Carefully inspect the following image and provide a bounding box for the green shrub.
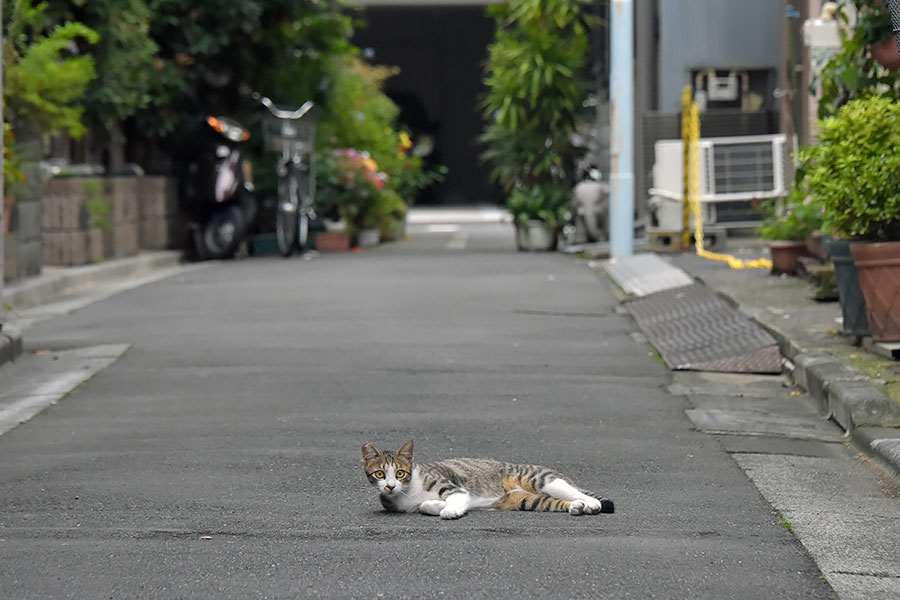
[801,96,900,241]
[3,0,98,138]
[507,184,570,229]
[816,0,900,118]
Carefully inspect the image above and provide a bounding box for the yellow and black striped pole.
[680,85,772,270]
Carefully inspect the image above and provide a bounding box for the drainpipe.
[609,0,634,257]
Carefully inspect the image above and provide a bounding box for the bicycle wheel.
[296,171,311,252]
[275,177,298,257]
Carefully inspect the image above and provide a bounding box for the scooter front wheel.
[202,205,244,259]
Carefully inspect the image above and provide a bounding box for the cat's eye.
[396,470,407,478]
[373,470,385,479]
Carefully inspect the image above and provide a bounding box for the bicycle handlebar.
[256,95,315,120]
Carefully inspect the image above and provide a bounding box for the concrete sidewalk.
[0,251,183,366]
[628,247,900,480]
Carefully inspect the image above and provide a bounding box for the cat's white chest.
[380,467,440,513]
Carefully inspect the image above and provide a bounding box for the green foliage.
[316,56,403,185]
[313,55,442,233]
[3,125,26,194]
[132,1,352,141]
[757,184,824,242]
[480,0,592,226]
[507,183,570,228]
[83,179,113,233]
[816,0,900,118]
[2,0,98,138]
[801,96,900,241]
[48,0,159,135]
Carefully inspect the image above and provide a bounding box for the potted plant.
[315,148,387,249]
[479,0,591,251]
[802,96,900,341]
[508,184,570,251]
[757,183,824,276]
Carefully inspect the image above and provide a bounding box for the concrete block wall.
[3,145,44,281]
[138,177,182,250]
[38,176,182,269]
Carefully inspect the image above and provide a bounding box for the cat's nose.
[385,484,395,491]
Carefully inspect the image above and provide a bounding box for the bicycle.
[257,94,317,256]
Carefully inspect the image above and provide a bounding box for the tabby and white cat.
[362,440,614,520]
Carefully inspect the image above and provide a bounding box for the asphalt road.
[0,221,836,599]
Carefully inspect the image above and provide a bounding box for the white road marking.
[446,232,469,250]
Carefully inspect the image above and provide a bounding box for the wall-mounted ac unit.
[648,133,789,230]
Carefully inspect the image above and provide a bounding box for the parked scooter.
[185,114,256,260]
[567,96,609,244]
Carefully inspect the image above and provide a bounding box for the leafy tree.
[132,0,353,141]
[816,0,900,118]
[2,0,98,138]
[47,0,158,136]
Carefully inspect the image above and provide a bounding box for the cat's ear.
[397,440,414,461]
[362,443,380,463]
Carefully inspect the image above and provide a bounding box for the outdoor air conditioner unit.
[648,133,790,231]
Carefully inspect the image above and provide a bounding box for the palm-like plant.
[480,0,593,235]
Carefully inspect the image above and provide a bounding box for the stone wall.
[39,176,182,268]
[2,141,44,282]
[3,174,183,281]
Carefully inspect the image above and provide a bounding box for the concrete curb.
[4,251,182,312]
[710,287,900,479]
[852,427,900,479]
[714,290,900,434]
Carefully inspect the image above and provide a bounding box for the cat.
[362,440,614,520]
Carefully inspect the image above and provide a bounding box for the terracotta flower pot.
[850,241,900,342]
[768,240,806,275]
[315,231,350,252]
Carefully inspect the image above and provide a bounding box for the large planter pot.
[827,240,870,338]
[850,241,900,342]
[515,220,559,252]
[356,228,381,248]
[315,231,351,252]
[768,240,806,275]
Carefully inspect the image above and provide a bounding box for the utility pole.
[609,0,634,257]
[1,2,5,331]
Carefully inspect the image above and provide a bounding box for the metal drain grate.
[625,283,782,373]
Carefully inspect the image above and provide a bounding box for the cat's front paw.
[439,505,466,520]
[569,498,604,516]
[418,500,446,516]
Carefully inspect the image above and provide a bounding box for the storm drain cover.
[625,283,782,374]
